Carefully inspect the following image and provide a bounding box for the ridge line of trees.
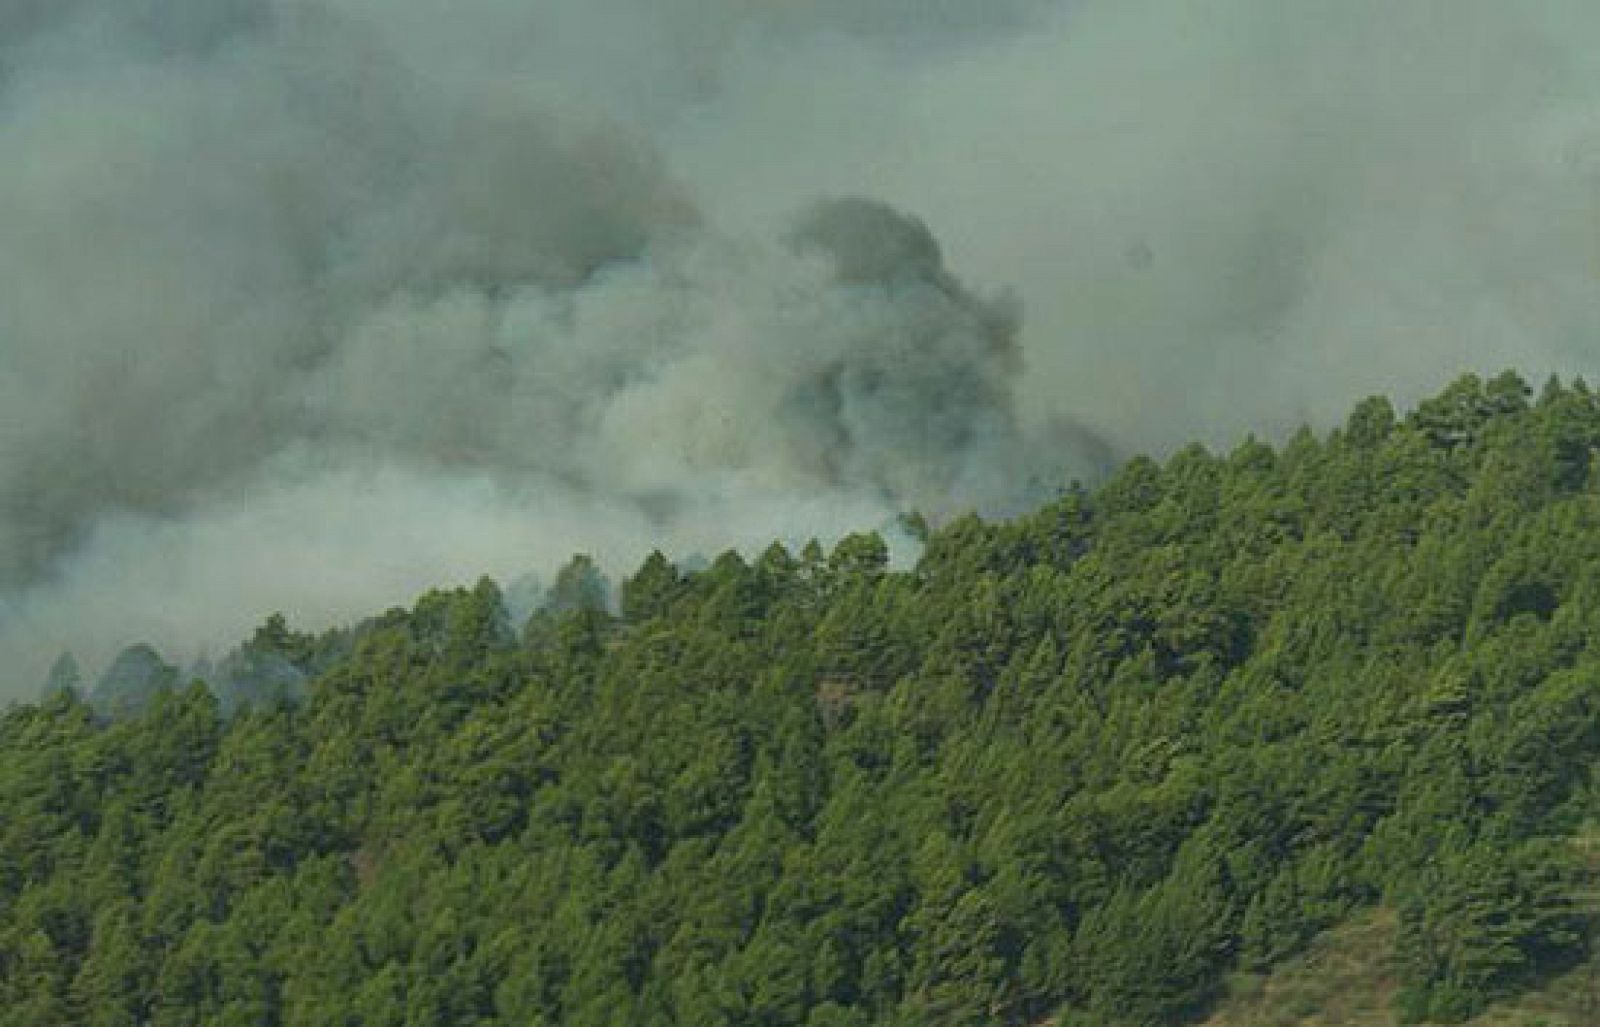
[4,371,1600,1024]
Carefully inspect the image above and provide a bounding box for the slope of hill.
[1207,827,1600,1026]
[6,372,1600,1025]
[1205,908,1600,1026]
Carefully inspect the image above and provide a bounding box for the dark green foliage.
[6,373,1600,1024]
[545,555,612,616]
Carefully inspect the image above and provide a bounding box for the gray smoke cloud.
[670,0,1600,452]
[0,0,1067,691]
[5,0,1600,694]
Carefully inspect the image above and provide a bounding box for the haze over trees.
[6,373,1600,1024]
[8,1,1600,706]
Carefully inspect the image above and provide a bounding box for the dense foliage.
[7,372,1600,1025]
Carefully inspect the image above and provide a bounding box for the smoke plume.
[5,0,1600,693]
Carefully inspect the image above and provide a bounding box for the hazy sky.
[5,0,1600,693]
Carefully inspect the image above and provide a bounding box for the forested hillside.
[9,372,1600,1025]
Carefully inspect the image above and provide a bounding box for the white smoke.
[6,0,1600,693]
